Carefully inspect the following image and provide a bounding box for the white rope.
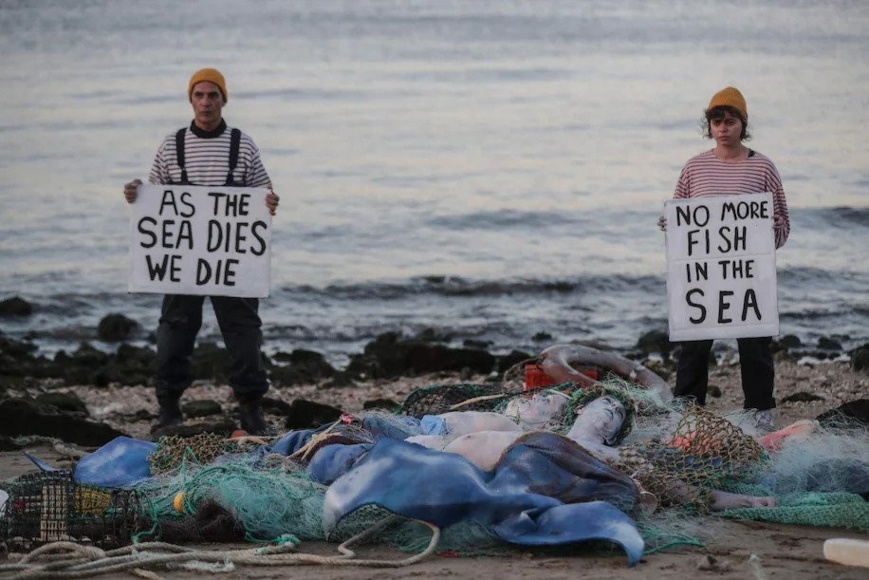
[0,518,440,578]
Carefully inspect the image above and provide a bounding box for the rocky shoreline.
[1,297,867,446]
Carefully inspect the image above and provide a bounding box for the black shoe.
[238,396,268,435]
[154,396,183,430]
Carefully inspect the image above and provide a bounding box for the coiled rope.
[0,516,440,578]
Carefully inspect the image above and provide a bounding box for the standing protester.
[123,68,280,435]
[659,86,790,432]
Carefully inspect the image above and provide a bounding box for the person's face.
[709,110,743,147]
[520,392,568,422]
[190,81,225,131]
[576,395,626,445]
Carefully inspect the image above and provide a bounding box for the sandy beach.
[1,355,866,579]
[2,2,868,578]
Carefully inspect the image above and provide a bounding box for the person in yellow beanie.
[121,68,281,436]
[188,68,228,103]
[658,86,791,434]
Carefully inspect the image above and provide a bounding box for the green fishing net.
[130,379,869,554]
[2,378,865,560]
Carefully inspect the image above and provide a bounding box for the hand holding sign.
[664,193,778,341]
[128,184,272,298]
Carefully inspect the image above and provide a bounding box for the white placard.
[665,193,778,341]
[128,184,272,298]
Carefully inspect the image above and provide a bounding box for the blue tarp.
[323,435,644,565]
[73,436,156,488]
[70,430,645,565]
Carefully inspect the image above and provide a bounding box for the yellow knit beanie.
[707,86,747,121]
[188,68,227,102]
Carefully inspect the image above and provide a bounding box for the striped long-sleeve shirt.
[674,149,790,248]
[149,120,272,188]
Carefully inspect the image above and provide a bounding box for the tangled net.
[1,375,866,567]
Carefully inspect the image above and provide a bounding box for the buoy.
[173,492,185,513]
[823,538,869,568]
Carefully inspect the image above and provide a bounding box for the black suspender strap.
[175,125,240,186]
[226,128,241,185]
[175,128,189,184]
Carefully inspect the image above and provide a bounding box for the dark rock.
[851,346,869,372]
[817,336,842,351]
[132,409,153,421]
[708,385,722,398]
[780,392,825,404]
[346,332,496,379]
[0,337,45,387]
[0,435,27,451]
[320,372,357,388]
[363,398,401,412]
[635,330,672,358]
[284,399,344,430]
[116,343,156,367]
[1,333,334,390]
[269,349,337,386]
[0,398,126,446]
[415,328,451,343]
[260,396,293,416]
[34,392,89,416]
[97,314,139,342]
[532,332,553,342]
[0,296,32,317]
[47,350,92,385]
[48,343,123,386]
[91,363,126,387]
[71,343,111,367]
[1,336,38,359]
[182,399,223,418]
[406,343,495,376]
[803,350,837,361]
[778,335,802,349]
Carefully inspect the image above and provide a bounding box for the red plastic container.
[524,363,599,391]
[524,364,557,390]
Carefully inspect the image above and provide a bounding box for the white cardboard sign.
[128,184,272,298]
[665,193,778,341]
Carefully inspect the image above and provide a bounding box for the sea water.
[1,0,867,366]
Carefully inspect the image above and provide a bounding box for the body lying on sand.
[0,342,867,578]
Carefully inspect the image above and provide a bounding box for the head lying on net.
[501,388,573,431]
[568,382,638,445]
[499,377,656,442]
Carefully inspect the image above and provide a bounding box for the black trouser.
[674,337,775,411]
[155,294,268,399]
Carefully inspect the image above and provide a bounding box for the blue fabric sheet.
[70,430,644,565]
[323,434,644,565]
[73,436,156,488]
[307,443,372,485]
